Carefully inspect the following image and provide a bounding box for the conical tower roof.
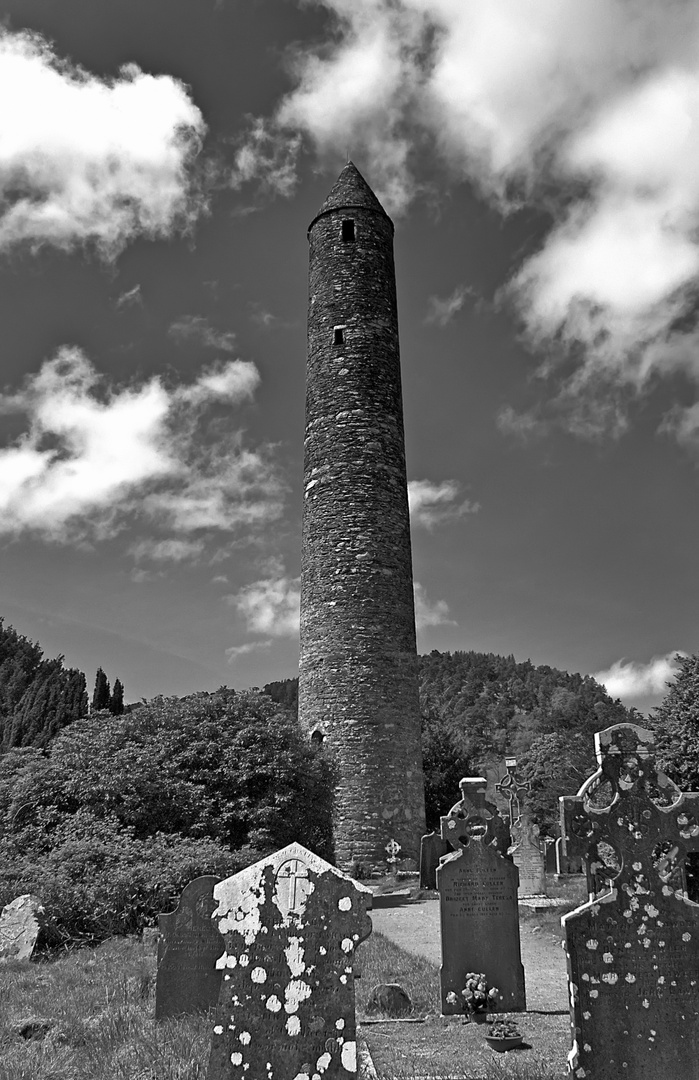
[308,161,392,233]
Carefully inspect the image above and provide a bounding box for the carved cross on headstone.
[561,724,699,1079]
[273,858,313,918]
[495,758,531,828]
[440,776,511,856]
[560,725,699,898]
[385,838,401,876]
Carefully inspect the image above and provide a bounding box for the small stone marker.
[208,841,372,1080]
[0,894,43,961]
[419,830,449,890]
[366,983,411,1016]
[510,812,547,897]
[437,778,525,1014]
[155,875,222,1019]
[561,723,699,1079]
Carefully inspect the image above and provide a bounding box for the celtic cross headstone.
[496,758,546,897]
[207,842,372,1080]
[437,778,525,1014]
[560,723,699,1079]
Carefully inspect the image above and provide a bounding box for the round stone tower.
[299,161,426,869]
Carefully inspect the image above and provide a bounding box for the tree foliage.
[109,678,125,716]
[0,619,88,750]
[648,653,699,790]
[92,667,110,712]
[0,689,334,944]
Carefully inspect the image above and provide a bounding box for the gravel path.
[370,896,569,1013]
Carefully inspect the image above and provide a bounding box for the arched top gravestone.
[155,875,222,1019]
[208,842,372,1080]
[437,778,525,1014]
[560,723,699,1079]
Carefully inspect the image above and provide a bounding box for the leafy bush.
[0,689,334,945]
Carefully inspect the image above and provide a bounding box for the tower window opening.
[342,219,355,242]
[333,326,345,345]
[310,729,325,750]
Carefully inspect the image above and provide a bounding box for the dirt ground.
[360,895,572,1078]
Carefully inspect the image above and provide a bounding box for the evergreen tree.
[109,678,125,716]
[648,653,699,790]
[92,668,110,712]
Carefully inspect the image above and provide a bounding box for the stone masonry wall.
[299,190,427,869]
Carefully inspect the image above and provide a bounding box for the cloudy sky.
[1,0,698,714]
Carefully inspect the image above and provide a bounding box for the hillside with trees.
[0,619,88,750]
[264,650,638,833]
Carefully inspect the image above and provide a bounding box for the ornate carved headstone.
[561,724,699,1079]
[0,894,43,961]
[437,778,525,1014]
[208,842,372,1080]
[155,875,222,1019]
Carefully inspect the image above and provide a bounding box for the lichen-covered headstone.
[561,723,699,1079]
[155,875,222,1019]
[0,894,43,961]
[437,778,525,1014]
[207,842,372,1080]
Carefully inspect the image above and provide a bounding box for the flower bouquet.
[446,972,500,1022]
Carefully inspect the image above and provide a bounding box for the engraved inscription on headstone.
[0,894,43,961]
[208,842,372,1080]
[561,724,699,1079]
[155,875,223,1019]
[437,778,524,1014]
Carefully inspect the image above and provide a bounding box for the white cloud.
[265,1,699,439]
[0,28,206,257]
[228,117,301,199]
[413,581,455,629]
[169,315,237,353]
[115,284,142,309]
[592,651,687,700]
[425,284,473,326]
[225,640,273,660]
[0,348,283,554]
[408,479,479,529]
[230,566,301,637]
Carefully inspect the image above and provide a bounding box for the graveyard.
[4,719,699,1079]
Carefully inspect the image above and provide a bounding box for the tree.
[92,668,110,712]
[109,678,125,715]
[648,653,699,790]
[0,689,335,944]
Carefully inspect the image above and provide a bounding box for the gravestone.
[155,875,222,1019]
[561,723,699,1079]
[437,778,525,1014]
[555,835,583,877]
[419,831,449,890]
[208,841,372,1080]
[510,813,547,897]
[0,894,43,961]
[544,838,556,874]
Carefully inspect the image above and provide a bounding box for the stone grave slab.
[437,843,525,1014]
[561,723,699,1079]
[155,875,222,1019]
[510,813,547,896]
[208,841,372,1080]
[419,831,449,890]
[0,894,43,961]
[437,778,524,1015]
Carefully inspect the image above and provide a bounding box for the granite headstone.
[419,831,449,890]
[510,813,547,897]
[155,875,222,1019]
[0,894,43,961]
[437,778,525,1014]
[561,723,699,1079]
[208,842,372,1080]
